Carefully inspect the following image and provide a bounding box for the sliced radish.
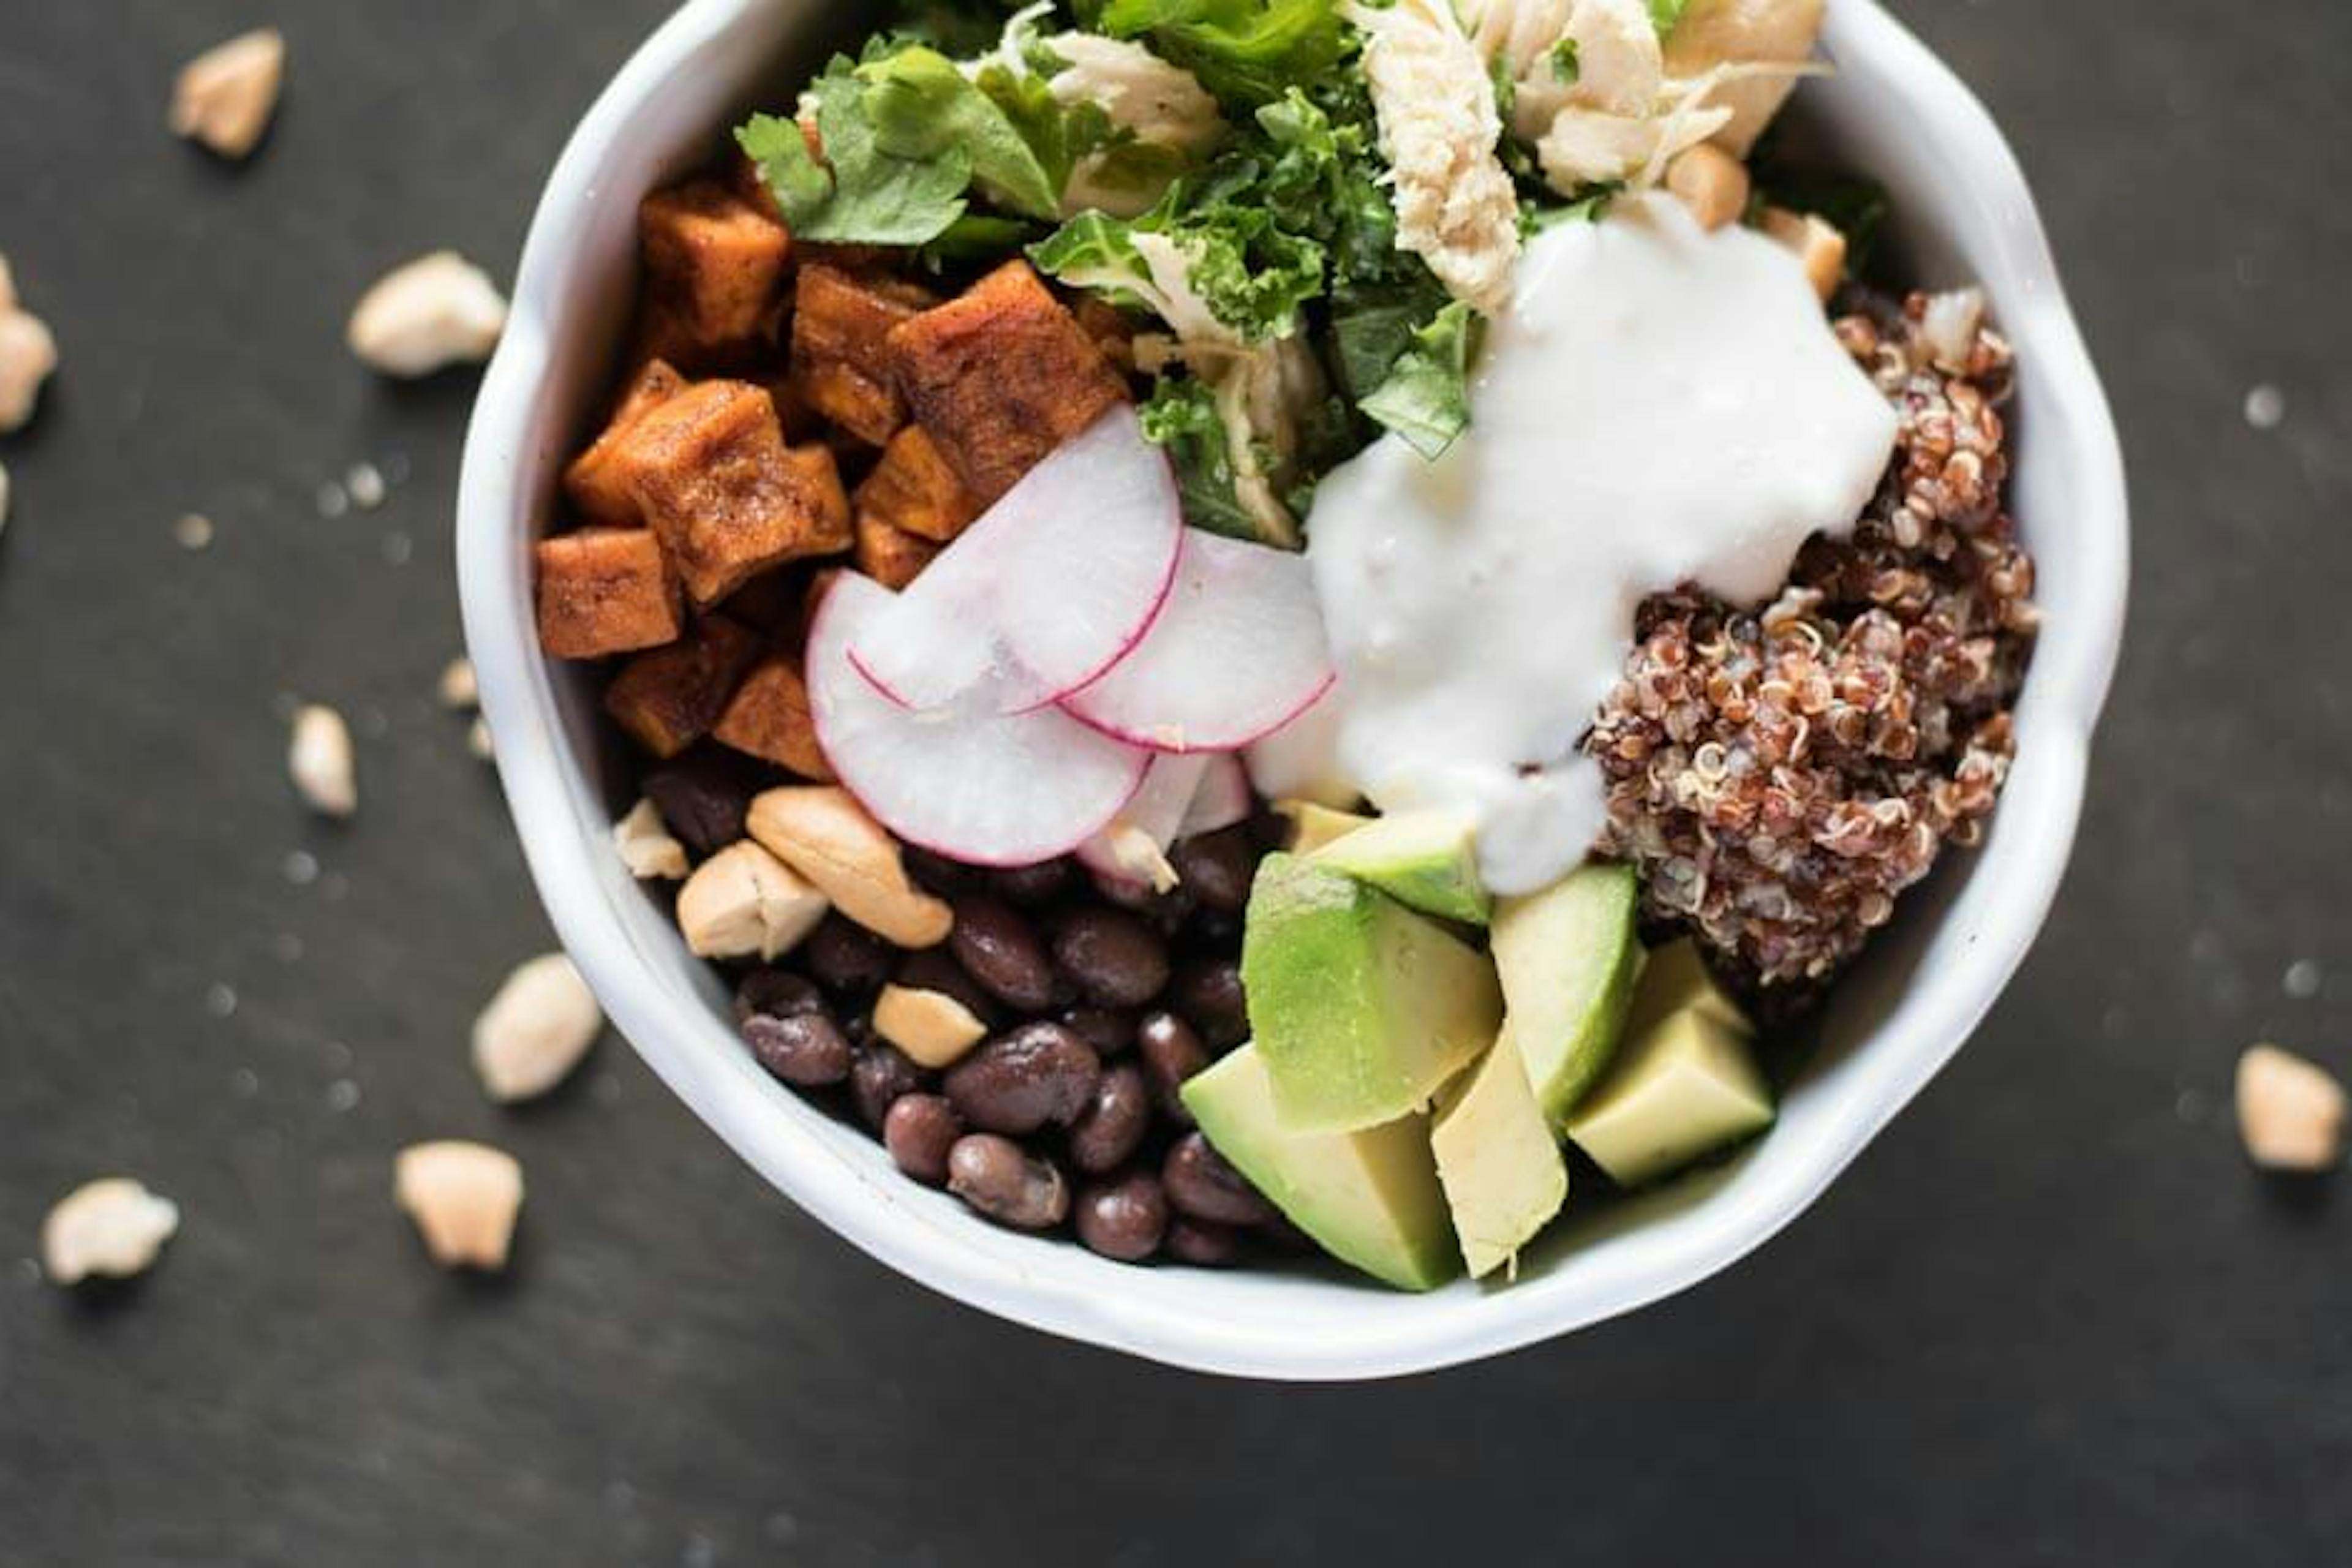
[1060,530,1335,753]
[1177,753,1254,839]
[849,405,1183,715]
[810,575,1152,866]
[1077,752,1212,891]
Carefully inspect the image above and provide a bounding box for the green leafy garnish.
[1648,0,1691,36]
[737,67,971,246]
[1359,300,1476,459]
[1550,37,1580,83]
[1087,0,1345,107]
[861,47,1071,222]
[1139,377,1269,543]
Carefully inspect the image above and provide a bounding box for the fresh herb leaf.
[1091,0,1344,107]
[1329,276,1450,404]
[1030,209,1153,303]
[738,66,972,245]
[921,213,1041,271]
[1137,375,1270,542]
[859,47,1068,222]
[737,113,835,225]
[1359,300,1476,459]
[1550,37,1580,83]
[1648,0,1690,36]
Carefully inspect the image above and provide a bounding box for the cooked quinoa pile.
[1588,290,2037,996]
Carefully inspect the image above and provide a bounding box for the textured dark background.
[2,1,2347,1563]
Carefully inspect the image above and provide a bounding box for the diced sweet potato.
[639,179,793,356]
[854,511,943,592]
[791,265,934,447]
[535,527,684,659]
[603,616,761,759]
[887,260,1129,503]
[1074,296,1141,375]
[714,655,833,780]
[616,380,852,605]
[564,359,688,527]
[854,425,982,545]
[715,568,808,637]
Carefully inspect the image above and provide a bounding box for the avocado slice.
[1243,854,1502,1133]
[1311,808,1491,926]
[1565,1009,1776,1188]
[1430,1032,1570,1278]
[1491,864,1644,1129]
[1183,1044,1461,1292]
[1275,799,1374,854]
[1624,938,1749,1039]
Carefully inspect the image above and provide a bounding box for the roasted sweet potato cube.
[1074,296,1142,375]
[603,616,761,759]
[714,655,832,780]
[854,511,943,592]
[639,179,793,355]
[715,568,809,637]
[887,260,1129,503]
[854,426,982,545]
[791,265,933,447]
[564,360,689,527]
[535,527,683,659]
[617,380,852,605]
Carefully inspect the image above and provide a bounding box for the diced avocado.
[1625,938,1749,1039]
[1243,854,1502,1133]
[1276,799,1373,854]
[1183,1044,1460,1292]
[1491,863,1643,1129]
[1430,1032,1569,1278]
[1565,1009,1776,1188]
[1311,808,1491,926]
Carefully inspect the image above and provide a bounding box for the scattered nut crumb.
[676,840,830,961]
[2237,1044,2346,1172]
[612,798,689,881]
[345,461,386,510]
[172,512,214,551]
[472,952,602,1103]
[467,715,494,760]
[2244,383,2286,431]
[0,460,10,537]
[347,252,508,378]
[437,656,478,711]
[394,1141,524,1270]
[0,256,59,434]
[874,984,989,1068]
[169,27,286,160]
[41,1177,180,1286]
[1760,207,1845,303]
[288,703,358,817]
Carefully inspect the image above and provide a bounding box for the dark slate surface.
[2,1,2347,1563]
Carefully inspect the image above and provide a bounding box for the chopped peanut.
[676,839,830,961]
[714,654,832,780]
[348,252,508,377]
[1760,207,1845,302]
[1666,145,1751,233]
[602,616,761,758]
[42,1177,179,1286]
[2237,1044,2346,1172]
[288,703,357,818]
[875,984,989,1069]
[745,786,954,948]
[394,1142,524,1271]
[612,797,690,880]
[471,953,603,1104]
[534,527,683,659]
[169,28,285,159]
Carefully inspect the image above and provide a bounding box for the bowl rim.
[458,0,2129,1380]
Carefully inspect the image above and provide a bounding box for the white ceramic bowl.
[458,0,2128,1379]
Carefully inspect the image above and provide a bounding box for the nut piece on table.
[791,265,933,447]
[638,179,793,363]
[886,259,1129,504]
[875,983,990,1069]
[472,952,603,1104]
[603,615,761,759]
[676,839,831,961]
[612,797,690,880]
[0,255,59,434]
[169,27,285,160]
[854,511,942,592]
[534,527,684,660]
[42,1177,180,1286]
[2237,1044,2346,1172]
[714,654,833,780]
[288,703,358,818]
[613,380,851,606]
[854,425,982,546]
[394,1142,524,1271]
[348,252,509,378]
[1665,145,1751,233]
[467,716,495,761]
[564,360,687,528]
[437,656,479,711]
[746,785,954,949]
[0,461,11,536]
[1760,207,1846,303]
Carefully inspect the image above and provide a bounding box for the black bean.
[745,1012,853,1087]
[1136,1011,1208,1125]
[991,859,1072,907]
[902,845,981,898]
[943,1023,1102,1135]
[1169,956,1248,1050]
[1170,827,1257,913]
[642,747,758,857]
[894,948,998,1025]
[1076,1172,1169,1262]
[947,1136,1069,1231]
[1248,807,1293,853]
[1163,1133,1278,1227]
[734,967,824,1025]
[948,896,1055,1012]
[805,914,895,996]
[1053,908,1170,1008]
[1186,907,1244,954]
[1068,1064,1153,1175]
[883,1095,963,1186]
[849,1044,927,1132]
[1164,1216,1243,1268]
[1061,1007,1137,1057]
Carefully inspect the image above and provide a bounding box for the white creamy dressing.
[1303,193,1899,895]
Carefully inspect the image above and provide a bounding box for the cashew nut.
[288,703,358,817]
[745,786,954,949]
[437,655,479,711]
[170,28,285,160]
[612,797,690,881]
[875,984,989,1069]
[0,257,58,434]
[394,1141,524,1270]
[472,952,603,1104]
[676,839,830,961]
[1760,206,1845,302]
[42,1177,181,1286]
[2237,1044,2346,1172]
[1666,144,1751,232]
[347,252,508,378]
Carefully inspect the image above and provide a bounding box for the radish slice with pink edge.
[1177,753,1254,839]
[1077,752,1212,890]
[810,574,1152,866]
[1060,530,1336,753]
[848,405,1183,715]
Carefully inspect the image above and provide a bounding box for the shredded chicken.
[1048,34,1227,218]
